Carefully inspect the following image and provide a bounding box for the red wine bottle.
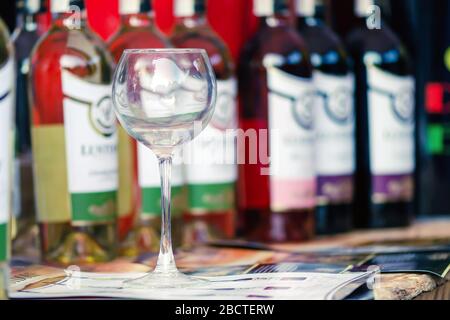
[238,0,315,242]
[171,0,237,244]
[346,0,415,228]
[295,0,355,234]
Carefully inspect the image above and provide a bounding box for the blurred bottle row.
[0,0,449,278]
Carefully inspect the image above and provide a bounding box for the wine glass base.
[124,270,207,290]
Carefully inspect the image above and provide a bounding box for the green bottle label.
[141,186,184,217]
[0,223,7,262]
[71,191,116,223]
[187,182,235,212]
[138,143,185,218]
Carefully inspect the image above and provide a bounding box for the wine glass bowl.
[112,49,217,289]
[113,49,216,156]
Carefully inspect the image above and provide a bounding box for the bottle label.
[0,59,14,262]
[33,73,117,225]
[314,71,355,205]
[117,126,135,219]
[185,78,237,212]
[138,143,184,217]
[367,66,415,203]
[62,70,118,223]
[267,67,316,211]
[33,125,70,223]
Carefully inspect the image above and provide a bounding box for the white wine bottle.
[171,0,237,244]
[107,0,184,256]
[0,16,15,299]
[30,0,118,265]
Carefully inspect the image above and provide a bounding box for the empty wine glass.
[112,49,216,289]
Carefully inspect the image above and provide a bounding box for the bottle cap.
[355,0,375,17]
[295,0,316,17]
[17,0,47,14]
[174,0,206,17]
[253,0,288,17]
[119,0,152,15]
[51,0,85,13]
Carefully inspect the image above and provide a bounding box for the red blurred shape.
[208,0,253,61]
[426,83,444,114]
[154,0,174,34]
[85,0,120,40]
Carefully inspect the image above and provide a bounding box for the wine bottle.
[295,0,355,234]
[10,0,48,257]
[238,0,315,242]
[30,0,118,264]
[346,0,415,228]
[0,16,14,299]
[108,0,183,256]
[171,0,237,243]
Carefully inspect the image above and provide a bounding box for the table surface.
[275,218,450,300]
[10,218,450,300]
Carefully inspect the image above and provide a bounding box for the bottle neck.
[52,11,87,30]
[16,13,39,32]
[120,12,155,28]
[297,16,321,28]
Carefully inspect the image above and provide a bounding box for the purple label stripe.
[317,175,354,205]
[372,174,414,203]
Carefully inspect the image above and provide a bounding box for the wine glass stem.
[154,155,177,274]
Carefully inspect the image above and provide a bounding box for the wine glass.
[112,49,216,289]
